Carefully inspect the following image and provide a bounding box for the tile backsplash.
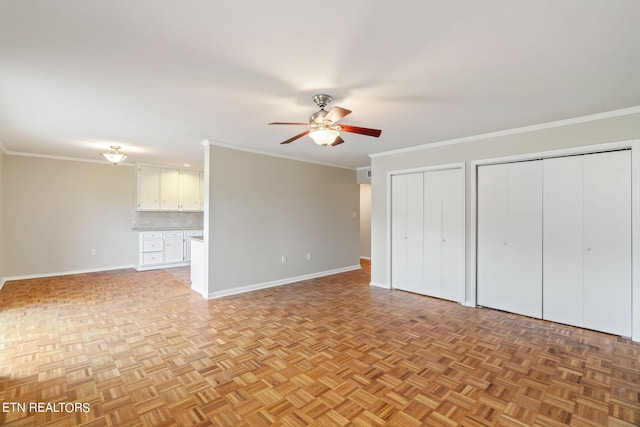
[132,211,204,229]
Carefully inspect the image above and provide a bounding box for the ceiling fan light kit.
[309,128,340,146]
[269,94,382,147]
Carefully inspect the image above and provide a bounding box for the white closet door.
[506,161,543,318]
[543,156,584,327]
[477,161,542,318]
[477,164,510,310]
[406,173,425,294]
[583,151,631,336]
[438,168,463,302]
[423,171,443,298]
[391,173,424,294]
[391,174,409,291]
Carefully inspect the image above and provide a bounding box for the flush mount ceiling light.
[100,146,127,165]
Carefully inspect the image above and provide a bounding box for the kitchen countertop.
[132,226,203,231]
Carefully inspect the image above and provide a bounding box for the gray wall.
[206,145,360,294]
[0,150,4,283]
[359,184,371,259]
[3,156,136,278]
[370,110,640,289]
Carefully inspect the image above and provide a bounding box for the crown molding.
[370,105,640,159]
[203,139,357,171]
[2,150,135,167]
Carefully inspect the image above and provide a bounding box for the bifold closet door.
[477,161,543,318]
[424,168,463,302]
[391,173,424,294]
[543,150,631,336]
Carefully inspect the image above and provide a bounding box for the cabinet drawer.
[185,230,203,237]
[142,239,163,252]
[141,252,163,265]
[164,231,184,239]
[141,231,163,239]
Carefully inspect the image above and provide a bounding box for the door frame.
[386,162,466,303]
[470,139,640,341]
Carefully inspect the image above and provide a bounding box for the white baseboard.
[134,262,190,271]
[369,281,390,289]
[1,265,135,285]
[206,264,362,299]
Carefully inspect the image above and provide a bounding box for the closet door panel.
[477,161,542,317]
[406,173,425,294]
[391,174,409,291]
[543,156,584,326]
[440,168,463,302]
[423,171,443,298]
[505,161,543,318]
[477,164,509,311]
[583,151,631,336]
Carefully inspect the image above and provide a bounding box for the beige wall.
[359,184,371,259]
[206,145,360,294]
[3,156,136,278]
[371,110,640,289]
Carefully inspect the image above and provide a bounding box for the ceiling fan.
[269,94,382,146]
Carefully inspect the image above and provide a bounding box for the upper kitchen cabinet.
[137,166,204,211]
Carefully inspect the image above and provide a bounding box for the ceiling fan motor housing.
[312,94,332,109]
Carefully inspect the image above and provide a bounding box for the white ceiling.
[1,1,639,169]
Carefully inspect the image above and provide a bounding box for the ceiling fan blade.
[331,136,345,146]
[280,130,310,144]
[324,106,352,123]
[268,122,309,125]
[339,125,382,137]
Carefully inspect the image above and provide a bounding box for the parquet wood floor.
[1,260,638,426]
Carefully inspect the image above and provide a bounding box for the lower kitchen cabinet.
[137,229,203,270]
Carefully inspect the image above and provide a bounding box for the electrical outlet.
[306,253,312,261]
[90,249,97,256]
[281,255,287,263]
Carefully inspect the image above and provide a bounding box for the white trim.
[470,139,640,342]
[3,150,136,167]
[205,264,361,299]
[134,261,190,272]
[360,256,371,260]
[369,281,390,289]
[2,265,135,284]
[204,140,357,171]
[632,142,640,342]
[370,105,640,159]
[386,162,466,304]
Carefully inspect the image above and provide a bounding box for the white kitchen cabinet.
[137,166,204,211]
[391,167,464,302]
[137,167,161,210]
[184,230,203,261]
[139,231,163,266]
[543,150,631,336]
[164,237,184,263]
[477,160,543,318]
[136,229,203,270]
[160,169,181,210]
[180,170,202,211]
